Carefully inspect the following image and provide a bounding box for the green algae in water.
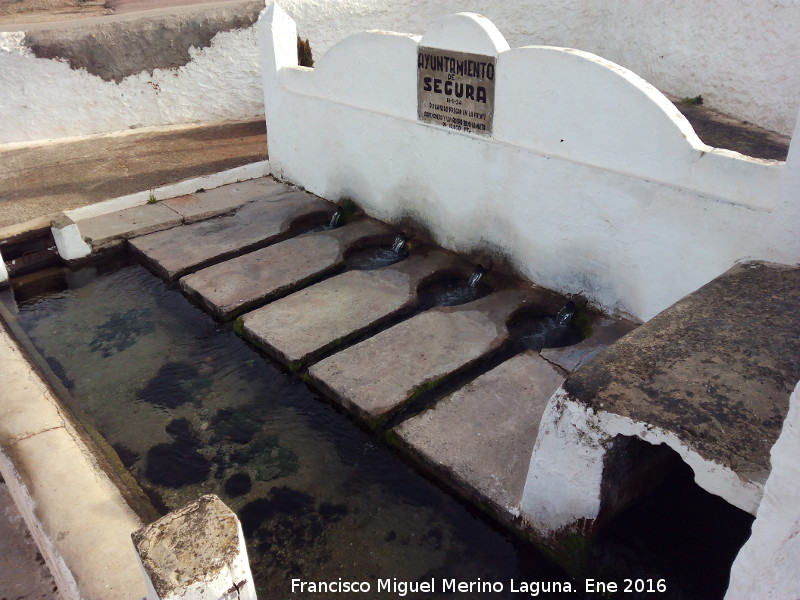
[89,308,154,357]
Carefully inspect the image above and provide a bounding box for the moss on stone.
[232,316,245,337]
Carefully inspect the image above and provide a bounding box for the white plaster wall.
[3,1,796,143]
[520,388,762,536]
[260,7,799,321]
[725,381,800,600]
[0,26,263,143]
[279,0,800,136]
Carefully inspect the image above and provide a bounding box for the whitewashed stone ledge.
[133,495,256,600]
[0,249,8,286]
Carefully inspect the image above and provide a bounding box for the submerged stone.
[239,487,315,538]
[137,361,203,409]
[225,472,252,498]
[230,434,299,481]
[145,442,211,488]
[112,442,140,469]
[211,407,262,444]
[165,418,203,448]
[89,308,154,357]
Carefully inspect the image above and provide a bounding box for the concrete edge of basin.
[0,311,154,599]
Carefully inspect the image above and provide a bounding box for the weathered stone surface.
[563,261,800,484]
[129,191,331,281]
[541,316,638,373]
[132,494,254,600]
[308,287,561,427]
[393,352,564,521]
[163,177,291,223]
[78,203,182,249]
[241,248,465,369]
[181,217,395,320]
[0,327,146,600]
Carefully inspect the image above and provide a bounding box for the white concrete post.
[132,495,256,600]
[0,249,9,286]
[51,214,92,261]
[725,380,800,600]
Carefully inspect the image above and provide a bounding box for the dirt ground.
[0,0,245,24]
[0,119,267,231]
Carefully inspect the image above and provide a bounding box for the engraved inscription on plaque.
[417,47,496,136]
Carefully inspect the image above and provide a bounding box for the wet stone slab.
[563,261,800,485]
[307,288,562,428]
[163,177,291,223]
[180,217,396,320]
[129,190,332,281]
[78,203,183,249]
[541,316,638,373]
[392,352,565,520]
[240,248,467,370]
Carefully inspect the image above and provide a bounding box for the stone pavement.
[0,476,58,600]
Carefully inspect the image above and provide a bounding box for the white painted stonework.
[0,250,8,285]
[725,381,800,600]
[259,6,800,321]
[0,26,263,144]
[2,1,798,144]
[64,160,270,221]
[276,0,800,137]
[520,388,763,536]
[133,495,256,600]
[51,220,92,261]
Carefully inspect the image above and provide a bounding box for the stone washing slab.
[307,287,563,428]
[163,177,291,223]
[78,203,183,249]
[563,261,800,485]
[240,248,467,370]
[392,352,565,521]
[180,217,396,320]
[129,190,332,281]
[541,316,639,373]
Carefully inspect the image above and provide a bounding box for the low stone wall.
[2,1,797,144]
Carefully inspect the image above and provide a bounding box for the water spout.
[468,265,485,288]
[328,207,343,229]
[391,233,407,255]
[556,301,576,327]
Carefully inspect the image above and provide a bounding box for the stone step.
[180,217,396,320]
[163,177,291,223]
[306,287,563,428]
[78,203,184,250]
[390,351,565,523]
[76,178,289,251]
[129,190,332,281]
[240,247,467,370]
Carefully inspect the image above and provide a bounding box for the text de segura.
[290,578,576,596]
